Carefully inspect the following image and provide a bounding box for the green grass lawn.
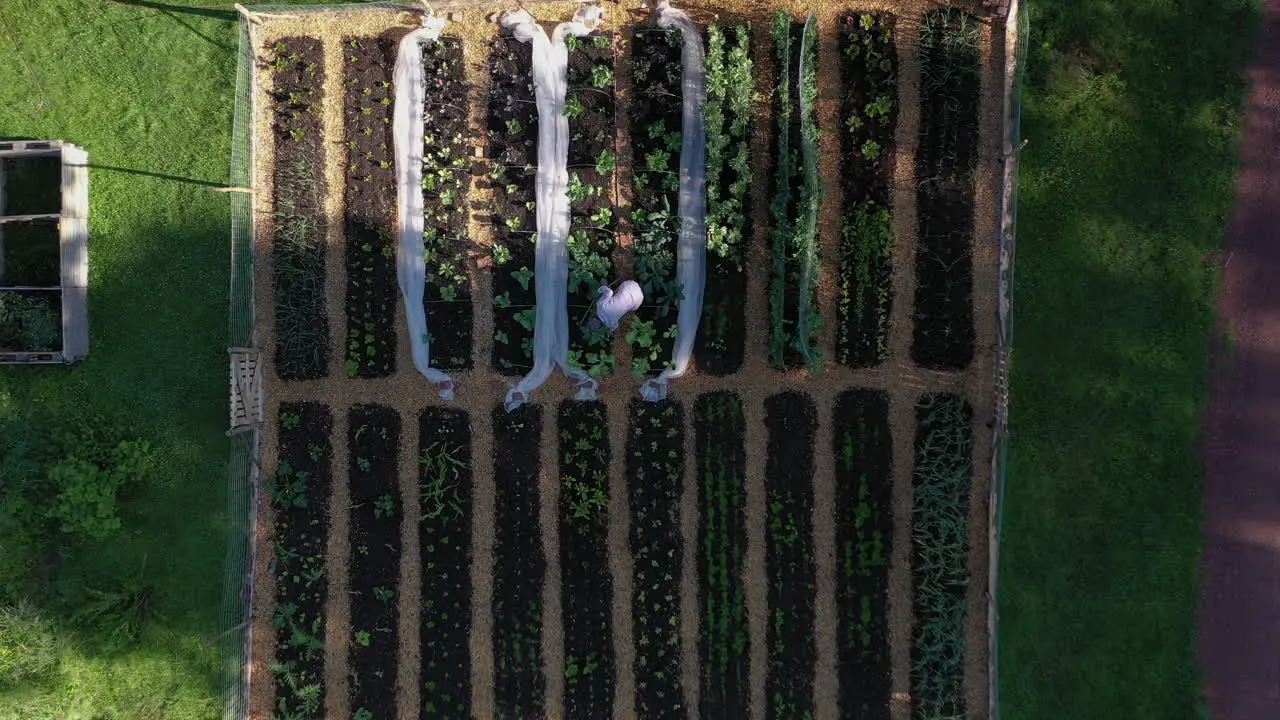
[1000,0,1256,717]
[0,0,240,716]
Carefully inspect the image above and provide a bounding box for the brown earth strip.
[741,391,769,720]
[607,395,638,718]
[811,390,838,720]
[679,390,702,716]
[539,402,566,719]
[397,406,423,720]
[470,399,498,719]
[1200,1,1280,717]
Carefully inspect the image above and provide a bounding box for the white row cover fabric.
[640,1,707,402]
[501,7,605,412]
[394,15,454,399]
[597,280,644,331]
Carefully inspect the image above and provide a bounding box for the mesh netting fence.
[220,2,1027,718]
[988,0,1026,717]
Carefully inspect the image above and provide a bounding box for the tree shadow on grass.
[1000,0,1260,717]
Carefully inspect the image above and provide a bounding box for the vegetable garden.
[241,1,1010,718]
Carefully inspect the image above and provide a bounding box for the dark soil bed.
[628,27,684,377]
[911,392,972,719]
[834,389,892,719]
[1,155,60,216]
[269,402,332,719]
[768,19,820,370]
[695,391,749,718]
[912,9,979,371]
[837,15,897,368]
[269,36,329,380]
[486,33,539,375]
[0,218,59,287]
[347,405,402,720]
[627,399,686,719]
[419,407,472,719]
[557,401,615,716]
[419,37,473,370]
[763,392,817,720]
[492,403,545,717]
[696,23,753,376]
[343,33,404,379]
[564,33,617,379]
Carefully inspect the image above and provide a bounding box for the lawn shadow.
[1000,0,1259,717]
[0,207,234,711]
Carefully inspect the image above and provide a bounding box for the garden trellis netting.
[219,1,1025,718]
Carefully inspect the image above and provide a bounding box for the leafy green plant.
[589,65,613,89]
[268,461,311,510]
[420,440,466,521]
[0,291,60,352]
[45,439,151,541]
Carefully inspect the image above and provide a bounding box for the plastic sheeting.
[394,14,454,399]
[501,7,605,411]
[639,2,707,402]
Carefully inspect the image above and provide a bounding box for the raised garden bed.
[628,27,683,377]
[268,37,329,380]
[695,391,749,717]
[347,405,401,719]
[834,389,892,719]
[695,22,753,376]
[564,32,618,379]
[418,37,474,371]
[343,34,401,379]
[764,392,816,719]
[419,408,472,719]
[492,404,544,716]
[268,402,332,719]
[837,14,897,368]
[627,399,685,718]
[912,392,973,719]
[0,140,88,363]
[913,9,980,370]
[487,33,539,375]
[768,12,822,372]
[557,401,614,715]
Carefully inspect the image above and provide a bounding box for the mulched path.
[1200,1,1280,716]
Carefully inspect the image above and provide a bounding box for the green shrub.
[0,602,59,687]
[0,292,60,352]
[45,440,150,541]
